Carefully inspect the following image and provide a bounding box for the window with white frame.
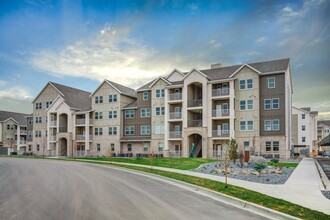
[264,99,271,110]
[140,125,151,135]
[302,125,306,131]
[158,142,164,152]
[247,121,254,130]
[108,127,117,135]
[35,116,42,124]
[267,77,276,89]
[95,96,103,104]
[240,121,246,131]
[94,128,103,135]
[95,112,103,119]
[264,98,280,110]
[155,107,165,116]
[240,100,253,110]
[109,111,117,119]
[28,118,33,125]
[154,125,165,134]
[7,124,14,130]
[302,136,306,142]
[28,131,32,138]
[272,98,279,109]
[273,141,279,151]
[46,101,53,108]
[109,94,117,102]
[140,108,151,118]
[247,100,253,110]
[155,89,165,98]
[264,120,272,131]
[239,80,245,90]
[272,119,280,131]
[127,144,132,152]
[35,102,42,109]
[266,141,279,151]
[143,92,149,101]
[125,126,135,135]
[240,121,253,131]
[239,79,253,90]
[35,131,41,137]
[239,100,246,110]
[125,110,135,118]
[244,141,250,149]
[143,143,148,151]
[97,144,101,151]
[265,141,272,151]
[247,79,253,89]
[302,114,305,119]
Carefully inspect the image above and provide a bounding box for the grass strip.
[266,162,299,168]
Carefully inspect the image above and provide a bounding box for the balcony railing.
[212,130,230,138]
[89,135,93,140]
[169,112,182,120]
[188,120,202,127]
[50,121,57,127]
[212,109,230,117]
[169,132,182,139]
[169,93,182,101]
[20,140,26,145]
[20,130,27,135]
[76,119,85,125]
[49,135,56,142]
[76,135,85,140]
[212,88,229,97]
[187,99,202,107]
[59,127,68,132]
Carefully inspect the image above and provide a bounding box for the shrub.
[254,162,267,174]
[270,158,279,166]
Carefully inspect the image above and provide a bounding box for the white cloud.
[255,36,266,43]
[208,39,221,49]
[187,3,198,11]
[0,87,33,100]
[0,80,6,87]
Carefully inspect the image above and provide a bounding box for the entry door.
[174,125,181,137]
[244,151,250,162]
[222,123,229,135]
[217,124,222,136]
[216,144,222,157]
[174,89,180,99]
[216,105,222,117]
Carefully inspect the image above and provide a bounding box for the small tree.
[229,138,238,164]
[107,145,113,163]
[221,145,230,188]
[238,151,244,168]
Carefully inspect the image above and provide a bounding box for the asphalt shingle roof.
[0,110,30,125]
[318,120,330,127]
[123,100,138,109]
[318,134,330,146]
[105,80,137,98]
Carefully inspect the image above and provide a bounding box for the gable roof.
[123,100,138,109]
[183,68,212,80]
[166,68,185,80]
[137,78,157,91]
[318,120,330,127]
[0,110,30,125]
[91,80,136,98]
[318,134,330,146]
[148,77,171,88]
[229,64,262,78]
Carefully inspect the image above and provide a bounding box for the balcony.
[212,88,229,97]
[212,130,230,138]
[188,120,202,127]
[169,93,182,101]
[76,119,86,125]
[188,99,202,107]
[20,140,26,145]
[76,135,93,141]
[169,132,182,139]
[212,109,230,118]
[49,135,56,142]
[20,130,27,135]
[59,127,68,132]
[50,121,57,127]
[169,112,182,120]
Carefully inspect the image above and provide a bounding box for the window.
[46,101,53,108]
[273,141,279,151]
[125,126,135,135]
[28,145,32,151]
[143,92,148,101]
[267,77,275,89]
[266,142,272,151]
[7,124,14,130]
[240,121,246,131]
[240,100,246,110]
[97,144,101,151]
[35,116,42,124]
[95,112,103,120]
[110,143,115,151]
[95,96,103,104]
[143,143,148,151]
[35,131,41,137]
[158,142,164,152]
[37,144,40,151]
[108,127,117,135]
[45,130,47,137]
[127,144,132,152]
[247,79,253,89]
[239,80,245,90]
[109,111,117,119]
[94,128,103,135]
[264,99,271,110]
[302,114,305,119]
[302,137,306,142]
[109,94,117,102]
[140,125,151,135]
[154,125,165,135]
[140,108,151,118]
[302,125,306,131]
[272,98,279,109]
[264,120,272,131]
[125,110,135,118]
[156,89,165,98]
[28,131,32,138]
[35,102,42,109]
[155,107,165,116]
[247,100,253,110]
[244,141,249,149]
[272,119,280,131]
[247,121,254,131]
[28,118,33,125]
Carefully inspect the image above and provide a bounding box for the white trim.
[2,118,19,125]
[148,77,171,88]
[166,68,185,79]
[182,68,211,80]
[267,77,276,89]
[229,64,261,78]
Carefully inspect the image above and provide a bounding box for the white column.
[47,112,50,151]
[164,89,169,152]
[85,113,90,151]
[229,80,235,139]
[207,83,212,137]
[16,126,20,152]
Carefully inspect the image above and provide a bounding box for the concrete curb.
[315,159,329,190]
[74,159,301,220]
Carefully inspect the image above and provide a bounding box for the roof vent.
[211,63,222,69]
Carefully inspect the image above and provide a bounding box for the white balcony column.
[164,89,169,152]
[207,83,212,137]
[85,113,90,151]
[47,112,50,151]
[229,80,235,139]
[73,114,76,140]
[16,126,20,151]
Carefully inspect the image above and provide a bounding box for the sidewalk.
[77,158,330,214]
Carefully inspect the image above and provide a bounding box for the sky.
[0,0,329,119]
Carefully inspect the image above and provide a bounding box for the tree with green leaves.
[229,138,238,164]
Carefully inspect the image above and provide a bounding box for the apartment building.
[291,107,318,155]
[317,120,330,141]
[0,110,31,155]
[20,58,293,159]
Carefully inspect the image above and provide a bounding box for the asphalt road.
[0,158,268,220]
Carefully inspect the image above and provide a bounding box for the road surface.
[0,158,268,220]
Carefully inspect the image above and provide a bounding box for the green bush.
[254,162,267,173]
[270,158,279,166]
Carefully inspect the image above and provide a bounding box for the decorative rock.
[248,156,267,168]
[275,170,283,174]
[251,171,259,176]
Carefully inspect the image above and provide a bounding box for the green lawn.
[267,162,299,168]
[74,157,217,170]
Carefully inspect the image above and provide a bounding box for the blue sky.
[0,0,329,118]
